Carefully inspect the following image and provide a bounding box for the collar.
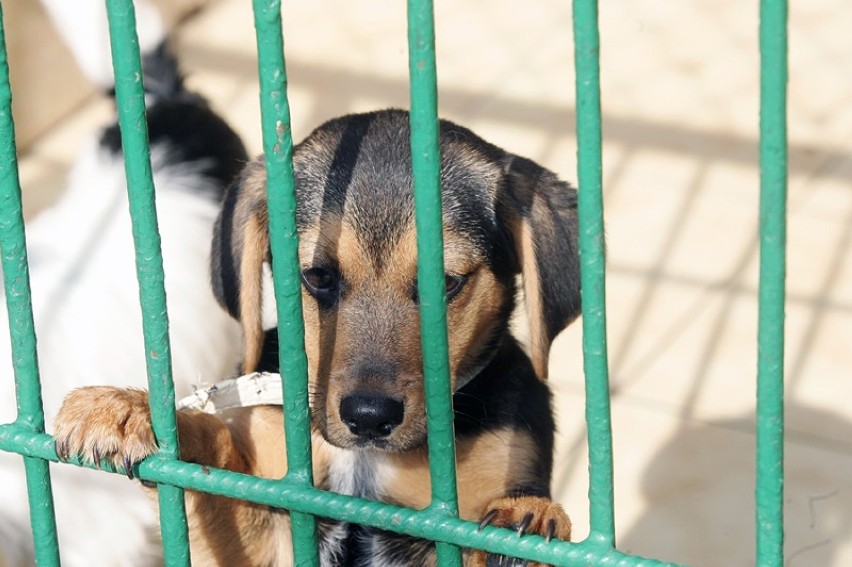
[177,363,489,414]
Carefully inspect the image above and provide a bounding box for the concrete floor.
[16,0,852,564]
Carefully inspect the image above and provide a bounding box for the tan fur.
[443,242,505,387]
[518,218,548,380]
[223,160,272,374]
[54,387,158,470]
[382,428,539,521]
[298,223,512,452]
[239,214,270,373]
[296,223,334,383]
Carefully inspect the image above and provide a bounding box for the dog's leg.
[469,496,571,567]
[53,386,291,566]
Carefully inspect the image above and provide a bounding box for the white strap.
[176,372,284,414]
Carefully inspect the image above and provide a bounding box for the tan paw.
[53,386,157,479]
[470,496,571,566]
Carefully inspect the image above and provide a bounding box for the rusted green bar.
[572,0,617,549]
[251,1,319,564]
[407,0,462,565]
[104,0,190,563]
[0,4,61,565]
[756,0,788,565]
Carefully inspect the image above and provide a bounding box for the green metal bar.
[0,64,45,435]
[0,4,61,565]
[104,1,190,564]
[251,1,318,564]
[21,457,61,565]
[756,0,788,564]
[0,425,684,567]
[407,0,462,565]
[572,0,616,549]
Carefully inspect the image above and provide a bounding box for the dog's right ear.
[497,155,582,381]
[211,159,270,374]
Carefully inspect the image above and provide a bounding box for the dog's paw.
[471,496,571,567]
[53,386,157,479]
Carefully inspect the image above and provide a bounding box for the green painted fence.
[0,0,788,565]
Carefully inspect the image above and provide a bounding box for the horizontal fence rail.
[0,0,788,565]
[0,428,676,566]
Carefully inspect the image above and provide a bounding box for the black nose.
[339,393,404,439]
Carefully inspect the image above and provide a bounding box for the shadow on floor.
[618,403,852,566]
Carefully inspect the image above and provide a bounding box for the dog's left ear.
[498,155,582,380]
[210,159,270,374]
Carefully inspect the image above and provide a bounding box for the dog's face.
[212,110,580,452]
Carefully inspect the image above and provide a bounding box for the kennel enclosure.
[0,0,787,565]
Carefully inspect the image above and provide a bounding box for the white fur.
[321,448,397,565]
[38,0,164,89]
[0,139,241,566]
[0,2,241,564]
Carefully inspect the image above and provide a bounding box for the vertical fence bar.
[251,1,319,564]
[0,5,61,565]
[572,0,616,549]
[407,1,462,565]
[104,1,190,563]
[756,0,788,564]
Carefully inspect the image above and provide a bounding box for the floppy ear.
[210,159,270,374]
[499,155,582,380]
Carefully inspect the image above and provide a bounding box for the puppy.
[0,23,247,567]
[54,109,582,566]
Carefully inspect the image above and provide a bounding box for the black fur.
[454,337,556,491]
[292,111,512,265]
[209,175,244,318]
[100,41,248,197]
[500,155,582,343]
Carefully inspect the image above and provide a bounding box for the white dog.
[0,3,245,564]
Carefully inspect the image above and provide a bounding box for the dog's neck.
[326,449,384,500]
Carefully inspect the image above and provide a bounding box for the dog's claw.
[124,455,135,480]
[55,439,67,461]
[545,518,556,543]
[472,495,572,567]
[92,446,101,467]
[516,512,534,537]
[478,509,499,531]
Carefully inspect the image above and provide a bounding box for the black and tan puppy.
[54,109,582,566]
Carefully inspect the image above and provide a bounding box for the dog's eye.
[445,274,467,301]
[411,274,468,303]
[301,267,340,297]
